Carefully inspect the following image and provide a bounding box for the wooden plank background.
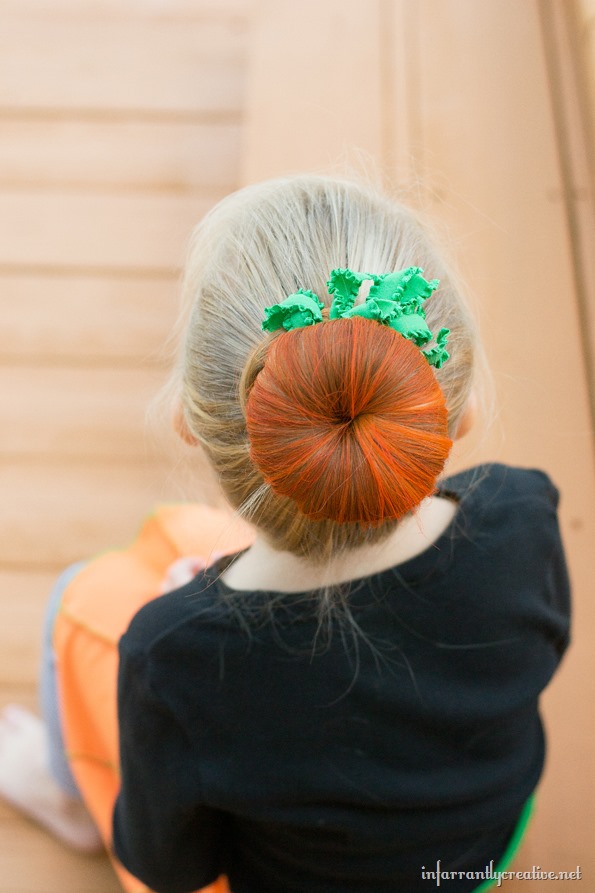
[1,1,594,891]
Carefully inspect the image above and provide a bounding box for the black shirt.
[113,464,571,893]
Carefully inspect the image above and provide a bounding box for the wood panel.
[0,15,245,116]
[241,0,384,184]
[0,121,240,192]
[0,460,223,570]
[0,367,169,460]
[577,0,595,31]
[564,0,595,399]
[1,0,250,15]
[0,192,218,272]
[576,0,595,177]
[0,275,179,363]
[0,818,120,893]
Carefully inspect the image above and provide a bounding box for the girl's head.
[175,176,478,562]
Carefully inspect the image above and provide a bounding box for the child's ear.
[454,391,477,441]
[173,403,199,446]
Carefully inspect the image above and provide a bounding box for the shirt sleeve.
[522,468,571,658]
[112,640,226,893]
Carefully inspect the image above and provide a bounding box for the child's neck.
[220,494,458,593]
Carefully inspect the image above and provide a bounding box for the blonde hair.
[173,175,479,562]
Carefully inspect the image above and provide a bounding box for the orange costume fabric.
[52,504,255,893]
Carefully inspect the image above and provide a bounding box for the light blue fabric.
[39,562,87,798]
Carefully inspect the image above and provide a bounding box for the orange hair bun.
[245,317,452,525]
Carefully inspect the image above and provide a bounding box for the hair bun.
[245,316,452,526]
